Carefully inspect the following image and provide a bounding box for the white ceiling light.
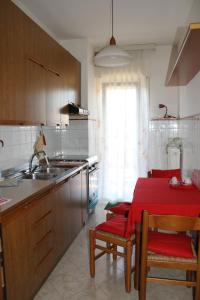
[94,0,131,68]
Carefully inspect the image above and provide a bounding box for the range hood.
[68,103,89,116]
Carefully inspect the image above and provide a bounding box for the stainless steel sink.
[22,173,57,180]
[20,167,72,180]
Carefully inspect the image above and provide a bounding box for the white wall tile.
[149,119,200,177]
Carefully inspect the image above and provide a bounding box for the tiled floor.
[34,204,193,300]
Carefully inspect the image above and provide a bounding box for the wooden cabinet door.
[60,50,70,126]
[1,189,55,300]
[81,168,88,225]
[69,171,82,240]
[24,59,46,125]
[46,70,62,126]
[0,0,26,124]
[67,55,81,106]
[2,205,31,300]
[54,179,71,259]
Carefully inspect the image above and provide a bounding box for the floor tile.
[34,203,193,300]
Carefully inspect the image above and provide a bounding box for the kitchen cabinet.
[24,59,46,125]
[45,70,62,126]
[0,167,88,300]
[0,0,81,126]
[54,179,71,259]
[54,169,88,259]
[166,23,200,86]
[0,0,26,124]
[69,171,83,239]
[67,55,81,106]
[1,189,55,300]
[1,203,30,300]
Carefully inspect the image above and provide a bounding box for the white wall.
[149,45,179,119]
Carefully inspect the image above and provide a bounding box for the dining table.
[125,177,200,238]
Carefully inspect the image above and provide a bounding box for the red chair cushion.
[151,169,181,180]
[148,231,194,258]
[95,215,129,238]
[109,202,131,215]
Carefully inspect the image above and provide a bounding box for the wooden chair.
[138,210,200,300]
[89,215,135,292]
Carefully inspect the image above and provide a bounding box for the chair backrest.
[148,169,181,180]
[141,210,200,263]
[146,211,200,232]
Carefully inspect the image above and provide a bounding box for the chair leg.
[89,229,95,277]
[113,244,117,260]
[186,270,193,288]
[106,213,113,250]
[195,269,200,300]
[139,258,147,300]
[134,226,141,290]
[125,240,132,293]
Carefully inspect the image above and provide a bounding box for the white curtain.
[96,50,151,203]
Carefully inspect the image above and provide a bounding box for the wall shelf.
[151,113,200,121]
[166,23,200,86]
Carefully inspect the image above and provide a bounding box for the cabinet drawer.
[31,209,53,245]
[29,192,54,225]
[33,247,55,290]
[33,230,54,268]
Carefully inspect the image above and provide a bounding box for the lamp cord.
[110,0,116,45]
[112,0,113,37]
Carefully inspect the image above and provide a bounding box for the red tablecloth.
[126,178,200,238]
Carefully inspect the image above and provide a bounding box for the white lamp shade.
[94,45,131,67]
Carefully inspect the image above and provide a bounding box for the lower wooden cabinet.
[1,189,55,300]
[54,179,71,259]
[69,171,83,240]
[2,202,31,300]
[1,169,88,300]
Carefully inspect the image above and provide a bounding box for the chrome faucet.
[29,150,48,173]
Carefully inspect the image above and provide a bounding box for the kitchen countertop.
[0,162,88,215]
[0,179,54,214]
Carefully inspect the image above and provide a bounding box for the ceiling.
[16,0,193,47]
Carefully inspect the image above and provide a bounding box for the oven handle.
[89,167,99,174]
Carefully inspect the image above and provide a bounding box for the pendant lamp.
[94,0,131,67]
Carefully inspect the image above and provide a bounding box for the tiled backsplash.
[0,126,62,170]
[61,120,88,156]
[0,119,97,171]
[149,119,200,177]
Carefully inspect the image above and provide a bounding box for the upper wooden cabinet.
[65,54,81,106]
[0,0,80,125]
[166,23,200,86]
[0,0,26,124]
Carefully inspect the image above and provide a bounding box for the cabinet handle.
[46,67,61,77]
[28,57,45,69]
